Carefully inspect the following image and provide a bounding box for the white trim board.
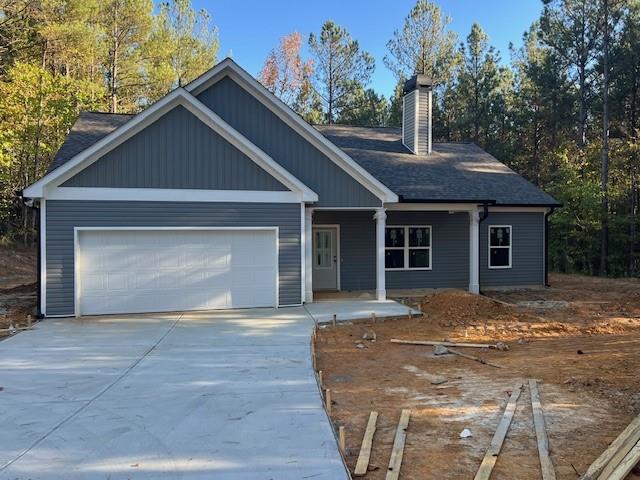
[186,58,398,203]
[24,89,317,203]
[72,226,280,317]
[488,225,513,269]
[46,187,304,203]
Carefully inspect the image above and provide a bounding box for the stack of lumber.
[580,413,640,480]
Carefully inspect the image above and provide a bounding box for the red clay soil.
[315,274,640,479]
[0,245,37,337]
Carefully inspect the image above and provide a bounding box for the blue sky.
[189,0,544,97]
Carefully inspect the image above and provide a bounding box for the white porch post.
[374,208,387,301]
[469,210,480,294]
[304,207,314,303]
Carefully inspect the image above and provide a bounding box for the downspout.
[478,203,490,292]
[544,207,556,287]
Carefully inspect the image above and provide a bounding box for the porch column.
[304,207,314,303]
[469,210,480,294]
[374,208,387,301]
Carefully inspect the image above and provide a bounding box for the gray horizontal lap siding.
[480,212,544,287]
[196,76,382,207]
[45,201,301,316]
[386,211,469,289]
[62,105,288,191]
[313,210,469,291]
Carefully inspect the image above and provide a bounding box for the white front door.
[312,227,338,291]
[76,229,278,315]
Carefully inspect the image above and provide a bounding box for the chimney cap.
[403,74,433,94]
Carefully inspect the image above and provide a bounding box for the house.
[23,59,560,318]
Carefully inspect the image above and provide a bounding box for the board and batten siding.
[416,89,431,154]
[62,106,288,191]
[196,76,382,208]
[313,210,469,291]
[45,201,301,316]
[480,212,545,287]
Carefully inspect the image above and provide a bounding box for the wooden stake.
[339,426,346,454]
[581,413,640,480]
[529,379,556,480]
[332,314,337,326]
[408,309,412,319]
[474,383,523,480]
[386,409,411,480]
[354,412,379,476]
[318,370,324,389]
[372,312,376,323]
[325,388,332,416]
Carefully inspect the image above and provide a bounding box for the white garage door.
[76,229,278,315]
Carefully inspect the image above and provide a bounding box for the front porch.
[303,205,483,305]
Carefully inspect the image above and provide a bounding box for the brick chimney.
[402,74,433,155]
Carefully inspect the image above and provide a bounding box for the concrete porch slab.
[304,299,420,324]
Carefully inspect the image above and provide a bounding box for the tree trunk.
[109,1,120,113]
[600,0,610,276]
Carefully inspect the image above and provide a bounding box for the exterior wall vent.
[401,74,432,155]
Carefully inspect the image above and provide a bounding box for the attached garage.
[75,228,278,316]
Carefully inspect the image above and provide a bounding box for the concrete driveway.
[0,308,348,479]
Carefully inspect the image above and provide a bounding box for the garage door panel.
[77,229,277,315]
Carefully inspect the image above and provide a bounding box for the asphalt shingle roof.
[314,125,559,206]
[48,112,133,173]
[49,112,559,206]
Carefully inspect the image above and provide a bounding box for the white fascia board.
[46,187,303,203]
[186,59,399,204]
[385,202,477,212]
[24,88,318,203]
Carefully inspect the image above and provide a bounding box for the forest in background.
[1,0,639,277]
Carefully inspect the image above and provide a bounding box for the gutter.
[544,207,556,287]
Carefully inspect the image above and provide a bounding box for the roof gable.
[24,89,317,202]
[62,105,288,192]
[185,58,398,204]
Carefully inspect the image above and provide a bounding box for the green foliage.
[308,20,375,123]
[337,83,390,126]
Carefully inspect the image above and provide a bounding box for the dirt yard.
[0,244,37,337]
[315,274,640,479]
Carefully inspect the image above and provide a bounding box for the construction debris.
[580,412,640,480]
[434,345,451,355]
[447,347,504,369]
[474,383,524,480]
[529,379,556,480]
[460,428,473,439]
[390,338,500,349]
[354,412,378,476]
[362,329,377,341]
[386,409,411,480]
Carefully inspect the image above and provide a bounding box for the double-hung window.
[488,225,512,268]
[385,226,432,270]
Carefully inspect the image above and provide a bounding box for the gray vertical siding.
[402,91,416,152]
[45,201,301,316]
[313,210,469,291]
[386,211,469,289]
[195,76,382,207]
[62,106,288,191]
[480,212,545,287]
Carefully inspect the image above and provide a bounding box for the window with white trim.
[488,225,512,268]
[385,226,432,270]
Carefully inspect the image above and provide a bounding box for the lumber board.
[595,424,640,480]
[385,409,411,480]
[580,413,640,480]
[473,383,523,480]
[390,338,495,348]
[607,440,640,480]
[354,412,379,476]
[447,347,504,369]
[529,379,556,480]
